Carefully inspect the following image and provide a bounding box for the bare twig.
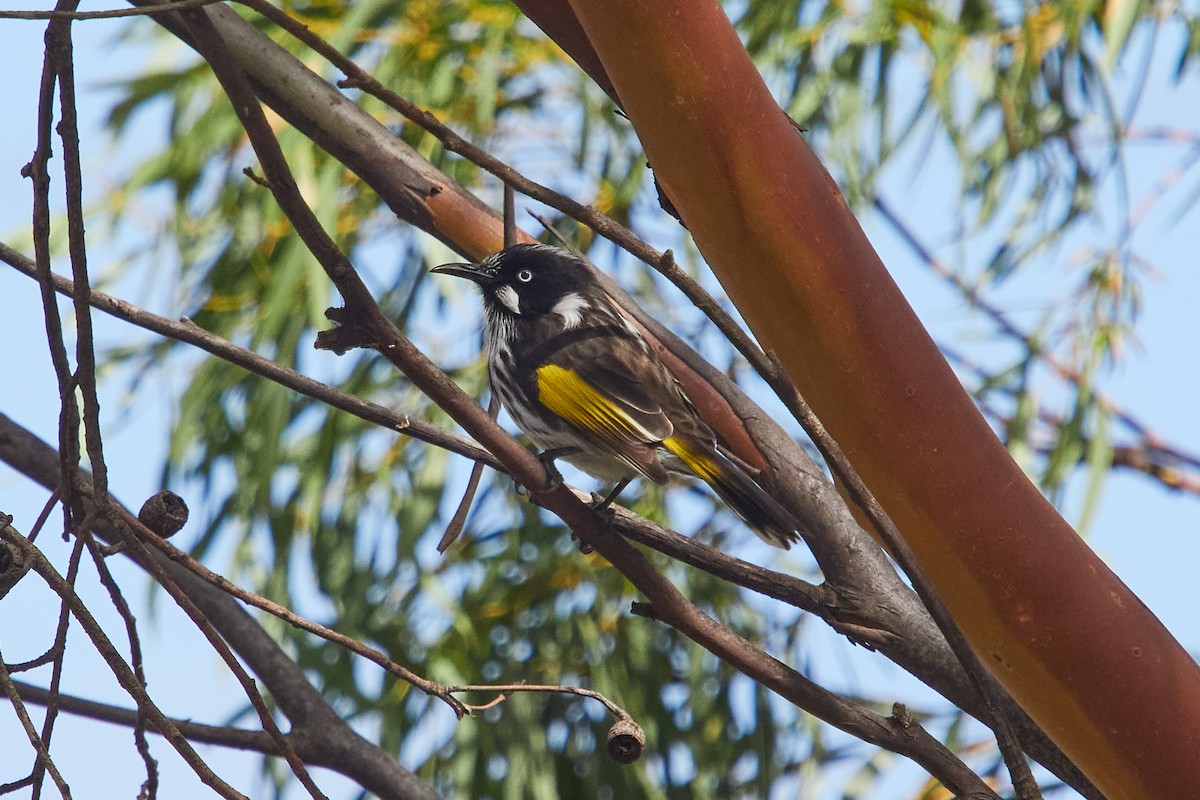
[0,569,72,800]
[80,534,159,796]
[26,0,81,553]
[0,242,500,472]
[26,487,61,545]
[31,528,86,800]
[48,0,107,512]
[444,683,630,721]
[437,394,498,553]
[0,0,222,21]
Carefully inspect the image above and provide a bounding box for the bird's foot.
[535,446,580,492]
[514,446,579,496]
[571,532,595,555]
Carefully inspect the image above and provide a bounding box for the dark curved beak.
[430,262,495,285]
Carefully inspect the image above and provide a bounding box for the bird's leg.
[573,479,633,554]
[592,477,632,512]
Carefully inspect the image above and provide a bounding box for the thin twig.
[0,522,72,800]
[0,242,500,472]
[49,0,108,511]
[26,487,61,545]
[0,0,222,21]
[26,0,81,558]
[444,683,632,722]
[437,395,498,553]
[31,529,86,800]
[81,537,157,795]
[118,504,467,717]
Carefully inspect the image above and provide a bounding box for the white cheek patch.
[495,284,521,315]
[551,292,589,329]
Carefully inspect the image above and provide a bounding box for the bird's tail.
[661,435,801,549]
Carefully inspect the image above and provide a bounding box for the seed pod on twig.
[606,717,645,763]
[138,491,189,539]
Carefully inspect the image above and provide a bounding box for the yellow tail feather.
[661,436,722,482]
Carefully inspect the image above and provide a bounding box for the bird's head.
[431,244,596,322]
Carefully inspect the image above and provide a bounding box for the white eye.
[516,269,533,283]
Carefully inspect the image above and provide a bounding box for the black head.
[431,244,597,319]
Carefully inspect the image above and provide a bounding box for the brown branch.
[0,416,443,800]
[30,16,94,798]
[48,0,108,514]
[876,196,1199,474]
[26,0,81,553]
[31,521,87,800]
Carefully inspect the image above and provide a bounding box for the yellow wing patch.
[661,436,723,482]
[536,363,657,442]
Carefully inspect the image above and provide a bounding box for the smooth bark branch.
[561,0,1200,796]
[877,198,1200,494]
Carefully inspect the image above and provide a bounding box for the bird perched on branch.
[432,243,800,549]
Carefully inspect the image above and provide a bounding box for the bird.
[431,243,801,549]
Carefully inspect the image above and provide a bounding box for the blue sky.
[0,8,1198,800]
